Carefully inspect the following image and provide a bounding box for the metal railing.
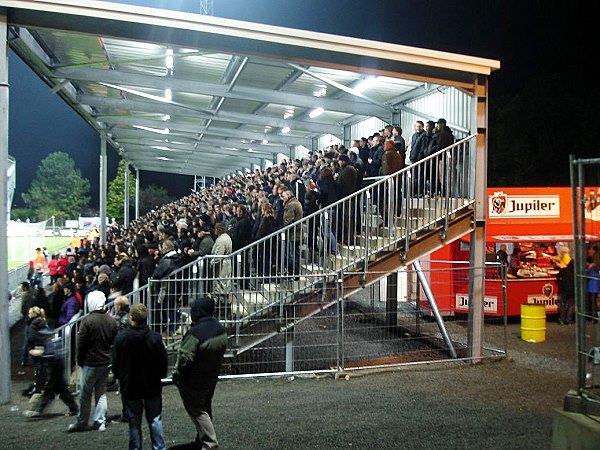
[56,134,478,382]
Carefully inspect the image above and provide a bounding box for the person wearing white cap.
[67,290,118,433]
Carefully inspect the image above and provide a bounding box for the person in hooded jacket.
[172,297,227,450]
[112,303,168,450]
[68,290,118,433]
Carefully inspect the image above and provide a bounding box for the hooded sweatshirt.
[76,291,118,367]
[172,298,227,415]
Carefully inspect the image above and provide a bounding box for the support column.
[99,134,107,246]
[467,77,489,361]
[385,271,398,328]
[124,161,130,227]
[0,15,11,403]
[285,327,294,372]
[135,169,140,220]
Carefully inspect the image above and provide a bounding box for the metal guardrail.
[56,135,478,381]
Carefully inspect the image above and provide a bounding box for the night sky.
[7,0,590,208]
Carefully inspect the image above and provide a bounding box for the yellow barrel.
[521,304,546,343]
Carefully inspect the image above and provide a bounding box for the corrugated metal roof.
[1,0,500,178]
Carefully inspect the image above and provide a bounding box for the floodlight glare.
[309,107,324,119]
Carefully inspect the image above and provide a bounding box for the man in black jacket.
[172,297,227,449]
[113,253,136,295]
[112,303,168,450]
[68,290,118,433]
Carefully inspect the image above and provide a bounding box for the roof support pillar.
[468,76,489,362]
[124,161,130,227]
[99,134,107,246]
[0,13,12,404]
[135,168,139,220]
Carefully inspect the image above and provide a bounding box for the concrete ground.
[1,317,582,449]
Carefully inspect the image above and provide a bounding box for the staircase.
[55,134,478,380]
[148,134,478,356]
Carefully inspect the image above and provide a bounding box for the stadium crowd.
[16,120,456,445]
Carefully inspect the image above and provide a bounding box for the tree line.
[11,152,174,223]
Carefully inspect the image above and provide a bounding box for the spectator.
[113,253,136,295]
[556,259,575,325]
[48,254,59,285]
[23,306,48,397]
[68,290,118,433]
[47,278,65,328]
[407,121,425,165]
[31,263,44,289]
[434,118,455,195]
[34,247,47,272]
[135,244,156,298]
[58,281,81,326]
[337,154,358,243]
[152,239,181,333]
[112,303,168,450]
[95,273,112,299]
[508,247,521,277]
[392,126,406,163]
[210,222,233,317]
[22,327,79,418]
[20,282,35,366]
[113,295,130,330]
[585,256,599,321]
[282,189,304,276]
[422,120,439,196]
[172,298,227,450]
[381,139,403,176]
[254,202,277,276]
[187,226,215,260]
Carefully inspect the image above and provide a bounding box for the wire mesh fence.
[571,156,600,402]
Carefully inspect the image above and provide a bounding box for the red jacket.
[48,259,59,276]
[57,256,69,276]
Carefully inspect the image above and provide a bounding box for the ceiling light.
[354,77,378,93]
[165,88,172,102]
[309,107,324,119]
[283,106,295,119]
[156,156,171,161]
[162,114,170,121]
[133,125,170,135]
[281,126,291,134]
[248,148,257,153]
[313,85,327,97]
[262,139,269,145]
[166,48,174,70]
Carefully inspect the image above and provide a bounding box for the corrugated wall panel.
[347,117,388,143]
[400,87,472,142]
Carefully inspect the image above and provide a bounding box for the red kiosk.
[421,187,600,317]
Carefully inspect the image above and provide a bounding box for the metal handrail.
[59,134,478,369]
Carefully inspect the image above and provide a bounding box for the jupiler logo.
[542,283,553,298]
[491,191,507,215]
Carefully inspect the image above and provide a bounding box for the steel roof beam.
[107,119,311,147]
[58,67,390,117]
[82,94,338,135]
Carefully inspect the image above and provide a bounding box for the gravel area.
[1,315,578,449]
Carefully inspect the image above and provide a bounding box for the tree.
[22,151,90,221]
[139,184,174,216]
[107,159,136,221]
